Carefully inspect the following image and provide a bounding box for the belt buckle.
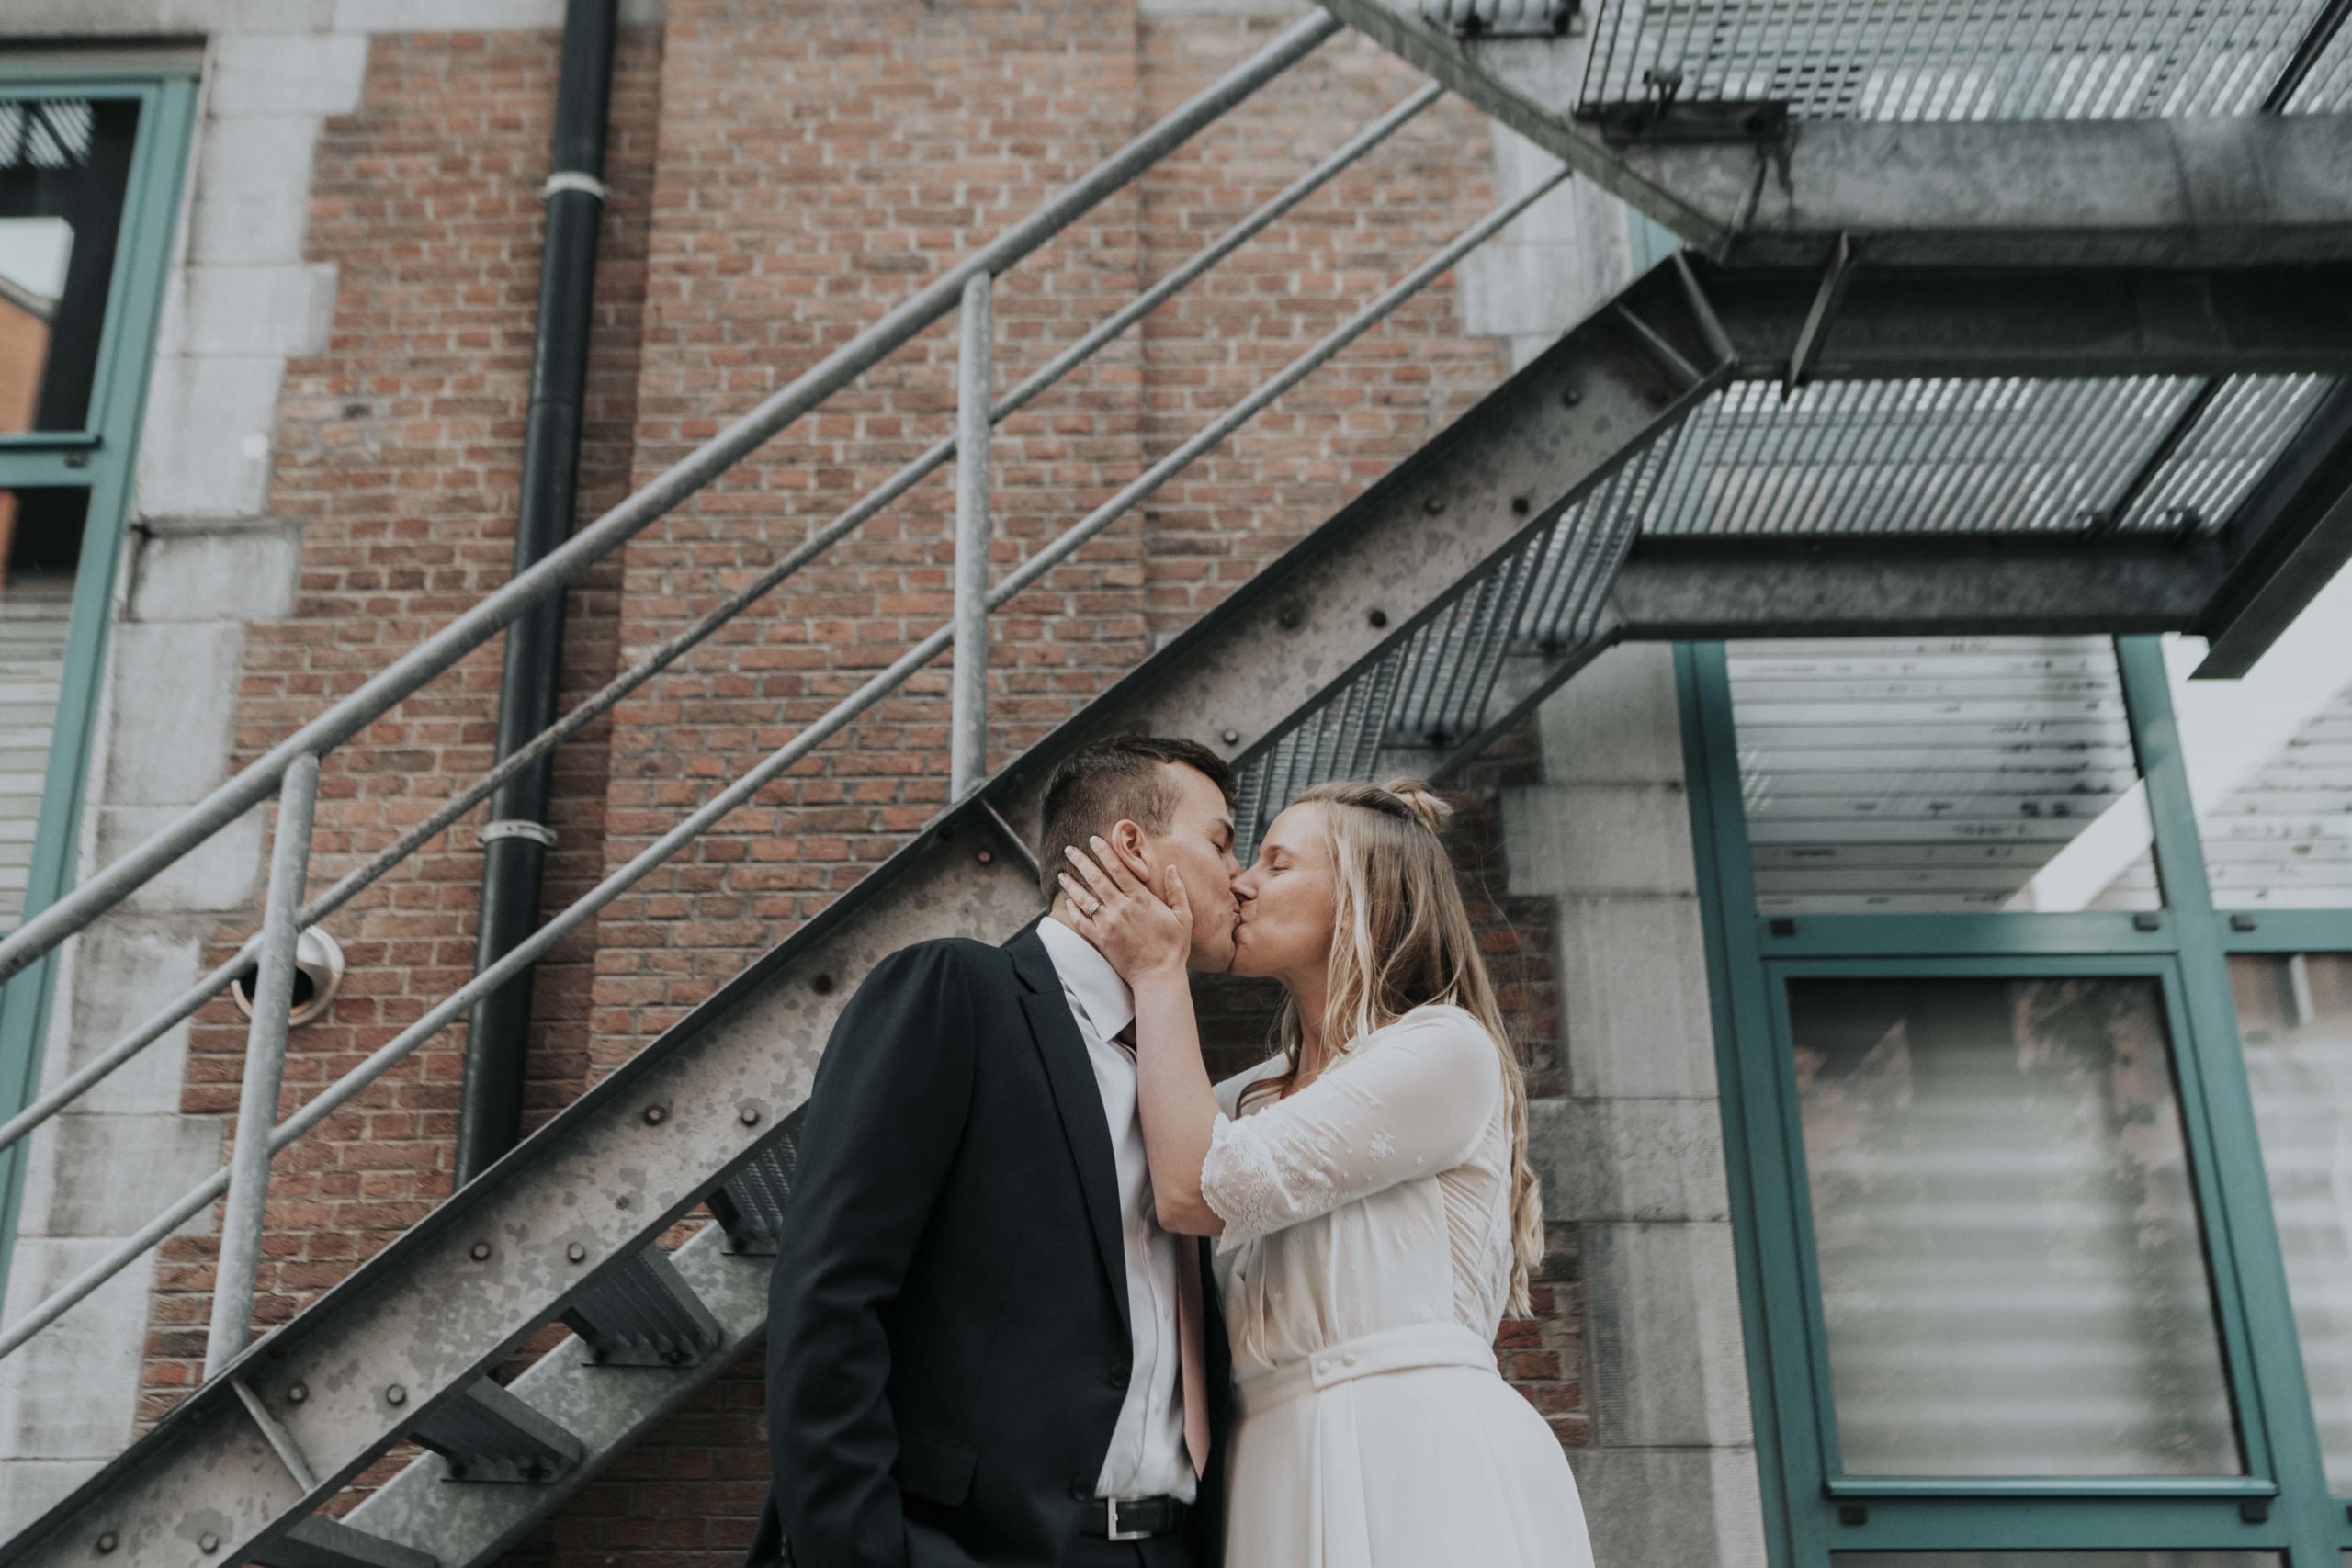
[1106,1496,1150,1542]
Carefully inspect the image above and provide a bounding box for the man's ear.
[1105,818,1152,880]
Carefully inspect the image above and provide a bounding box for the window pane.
[2233,953,2352,1489]
[2183,652,2352,911]
[1835,1556,2278,1567]
[1791,975,2239,1475]
[0,489,85,926]
[1729,637,2155,914]
[0,96,141,434]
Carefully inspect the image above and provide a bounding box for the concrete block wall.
[1510,643,1769,1568]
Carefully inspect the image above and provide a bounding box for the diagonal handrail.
[0,73,1449,1165]
[0,162,1571,1363]
[0,8,1342,991]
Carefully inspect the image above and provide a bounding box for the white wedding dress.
[1201,1004,1594,1567]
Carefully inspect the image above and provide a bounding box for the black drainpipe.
[457,0,619,1185]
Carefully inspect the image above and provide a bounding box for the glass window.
[1728,637,2157,914]
[0,488,85,928]
[1789,974,2239,1475]
[2233,953,2352,1488]
[0,96,141,435]
[2179,655,2352,912]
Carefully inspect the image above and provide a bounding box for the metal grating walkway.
[1577,0,2352,118]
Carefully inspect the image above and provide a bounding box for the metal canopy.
[1318,0,2352,265]
[1238,256,2352,798]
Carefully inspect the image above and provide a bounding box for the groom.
[746,735,1245,1568]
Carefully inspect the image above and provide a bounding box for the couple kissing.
[747,735,1592,1568]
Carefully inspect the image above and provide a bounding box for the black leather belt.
[1078,1495,1189,1540]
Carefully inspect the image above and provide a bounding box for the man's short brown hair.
[1035,735,1236,900]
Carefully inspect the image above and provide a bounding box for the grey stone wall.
[1510,644,1769,1568]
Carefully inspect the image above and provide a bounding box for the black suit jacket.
[746,930,1232,1568]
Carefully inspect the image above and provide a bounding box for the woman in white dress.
[1055,777,1593,1568]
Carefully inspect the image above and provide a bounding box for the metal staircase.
[0,5,2349,1568]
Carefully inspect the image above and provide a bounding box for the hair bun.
[1380,777,1452,835]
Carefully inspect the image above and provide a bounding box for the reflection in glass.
[2190,664,2352,910]
[1727,637,2154,914]
[1792,976,2239,1475]
[0,96,140,434]
[2233,953,2352,1488]
[0,491,84,927]
[1835,1556,2277,1568]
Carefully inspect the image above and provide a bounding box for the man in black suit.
[748,735,1246,1568]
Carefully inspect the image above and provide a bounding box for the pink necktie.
[1174,1235,1210,1479]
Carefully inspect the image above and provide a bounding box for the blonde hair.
[1237,778,1547,1316]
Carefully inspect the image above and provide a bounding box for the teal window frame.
[1678,634,2352,1567]
[0,64,199,1305]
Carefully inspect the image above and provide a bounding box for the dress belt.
[1234,1321,1498,1416]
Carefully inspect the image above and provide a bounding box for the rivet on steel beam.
[643,1104,666,1125]
[1560,387,1581,407]
[1422,497,1444,515]
[469,1242,492,1261]
[95,1533,118,1555]
[812,974,834,996]
[198,1536,220,1556]
[1221,729,1239,745]
[285,1382,308,1404]
[568,1242,588,1263]
[385,1384,407,1406]
[1368,609,1388,629]
[978,850,994,864]
[1276,605,1302,631]
[740,1106,762,1127]
[1510,496,1531,516]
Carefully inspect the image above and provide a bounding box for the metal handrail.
[0,9,1341,993]
[0,18,1559,1372]
[0,162,1566,1366]
[0,73,1446,1164]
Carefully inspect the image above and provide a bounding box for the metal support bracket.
[252,1518,436,1568]
[412,1378,586,1485]
[1580,95,1790,146]
[477,819,558,850]
[232,1379,320,1495]
[1783,231,1856,400]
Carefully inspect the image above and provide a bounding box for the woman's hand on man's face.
[1058,835,1193,984]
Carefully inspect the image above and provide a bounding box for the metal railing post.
[951,272,994,799]
[203,753,320,1380]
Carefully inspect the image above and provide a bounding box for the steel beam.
[1309,0,2352,267]
[2193,381,2352,677]
[0,257,1724,1568]
[1609,535,2230,639]
[1693,260,2352,379]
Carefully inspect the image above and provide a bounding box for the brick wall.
[147,24,664,1424]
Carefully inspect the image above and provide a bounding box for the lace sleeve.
[1197,1008,1502,1253]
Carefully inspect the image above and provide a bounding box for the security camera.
[228,926,345,1028]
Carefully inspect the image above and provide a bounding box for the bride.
[1056,778,1594,1568]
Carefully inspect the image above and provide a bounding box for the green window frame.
[1679,634,2352,1568]
[0,63,199,1301]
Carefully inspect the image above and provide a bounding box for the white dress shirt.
[1034,915,1198,1504]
